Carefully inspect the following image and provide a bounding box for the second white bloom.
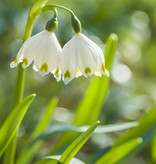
[60,33,109,84]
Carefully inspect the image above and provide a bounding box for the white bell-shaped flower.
[60,33,109,84]
[10,30,62,80]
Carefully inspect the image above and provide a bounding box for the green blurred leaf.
[59,121,99,164]
[49,33,118,154]
[151,137,156,163]
[114,107,156,146]
[33,155,85,164]
[110,107,156,163]
[32,122,138,143]
[15,97,58,164]
[30,0,48,16]
[95,138,142,164]
[0,94,36,157]
[29,97,58,140]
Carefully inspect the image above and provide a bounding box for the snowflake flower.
[60,33,109,84]
[10,30,62,80]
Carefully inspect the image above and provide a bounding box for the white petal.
[78,33,109,77]
[61,36,78,83]
[33,64,39,72]
[10,31,45,69]
[103,68,109,77]
[74,34,97,77]
[10,61,18,68]
[34,31,62,76]
[39,69,47,76]
[94,70,102,76]
[52,68,62,82]
[63,76,75,85]
[76,69,82,78]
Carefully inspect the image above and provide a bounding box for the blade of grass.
[0,94,36,157]
[59,121,100,164]
[107,107,156,163]
[114,107,156,146]
[95,138,142,164]
[15,97,58,164]
[151,137,156,163]
[29,97,58,140]
[32,122,138,143]
[33,155,85,164]
[3,1,48,163]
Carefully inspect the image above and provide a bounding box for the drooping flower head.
[10,7,109,84]
[60,14,109,84]
[60,33,109,84]
[10,10,62,81]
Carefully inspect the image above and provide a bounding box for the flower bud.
[46,17,58,33]
[71,14,81,34]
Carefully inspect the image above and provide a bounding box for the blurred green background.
[0,0,156,163]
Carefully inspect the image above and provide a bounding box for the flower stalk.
[3,4,41,164]
[4,2,78,163]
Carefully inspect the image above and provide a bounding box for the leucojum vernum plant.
[2,0,154,164]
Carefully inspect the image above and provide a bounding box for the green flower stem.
[42,4,74,15]
[43,4,81,33]
[3,10,37,164]
[3,3,76,163]
[13,64,26,106]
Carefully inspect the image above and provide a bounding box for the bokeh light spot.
[112,64,131,84]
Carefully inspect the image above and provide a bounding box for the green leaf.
[151,137,156,163]
[0,94,36,157]
[30,0,48,16]
[110,107,156,163]
[15,97,58,164]
[34,158,58,164]
[49,33,118,154]
[33,155,85,164]
[114,107,156,146]
[59,121,99,164]
[32,122,138,143]
[29,97,58,140]
[95,138,142,164]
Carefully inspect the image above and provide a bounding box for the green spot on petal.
[101,63,106,73]
[23,58,28,66]
[55,68,59,75]
[14,57,17,64]
[85,67,91,74]
[64,70,71,79]
[40,63,48,72]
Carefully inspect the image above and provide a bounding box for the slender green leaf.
[110,107,156,163]
[49,33,118,154]
[0,94,36,157]
[30,0,48,16]
[33,155,85,164]
[114,107,156,146]
[151,137,156,163]
[59,121,99,164]
[32,122,138,143]
[96,138,142,164]
[30,97,58,140]
[15,97,58,164]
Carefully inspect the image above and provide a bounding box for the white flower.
[60,33,109,84]
[10,30,62,81]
